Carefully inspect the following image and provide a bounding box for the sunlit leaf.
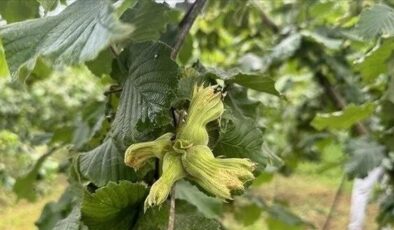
[0,39,10,78]
[0,0,132,78]
[356,38,394,82]
[311,103,375,131]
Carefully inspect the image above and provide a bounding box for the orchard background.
[0,0,394,229]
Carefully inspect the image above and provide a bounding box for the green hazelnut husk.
[124,132,173,170]
[181,145,255,200]
[144,152,186,210]
[177,85,224,145]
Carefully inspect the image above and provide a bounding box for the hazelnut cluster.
[124,85,255,210]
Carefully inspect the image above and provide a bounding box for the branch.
[315,71,368,136]
[314,69,369,230]
[322,175,346,230]
[252,1,279,33]
[170,0,207,60]
[103,85,122,96]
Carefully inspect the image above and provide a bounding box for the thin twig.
[167,186,176,230]
[252,0,279,33]
[322,175,346,230]
[170,0,207,60]
[103,85,122,96]
[167,1,207,229]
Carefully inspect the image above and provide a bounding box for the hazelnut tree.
[2,0,394,229]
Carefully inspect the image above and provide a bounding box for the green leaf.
[53,206,82,230]
[266,204,306,229]
[345,137,385,178]
[134,200,222,230]
[79,42,177,186]
[0,0,39,23]
[36,184,83,230]
[263,33,302,66]
[79,138,137,187]
[205,68,279,96]
[224,85,260,119]
[386,76,394,104]
[243,196,309,229]
[121,0,172,42]
[301,30,342,50]
[311,103,375,131]
[111,42,178,148]
[81,181,147,230]
[356,4,394,40]
[0,0,132,78]
[377,193,394,227]
[86,49,113,77]
[251,171,274,187]
[356,38,394,82]
[37,0,58,12]
[213,115,266,171]
[0,39,10,78]
[13,150,54,201]
[175,180,223,219]
[178,34,193,65]
[234,203,262,226]
[115,0,137,17]
[176,67,206,101]
[239,34,302,72]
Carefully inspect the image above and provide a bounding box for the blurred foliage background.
[1,0,394,229]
